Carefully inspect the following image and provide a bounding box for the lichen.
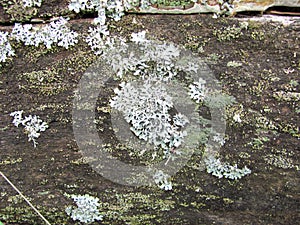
[264,148,299,170]
[1,0,38,22]
[18,69,66,96]
[0,157,23,165]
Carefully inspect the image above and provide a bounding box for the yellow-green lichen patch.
[0,205,69,224]
[109,15,145,38]
[70,157,88,165]
[249,69,280,97]
[250,79,270,97]
[264,148,299,170]
[93,190,176,224]
[1,0,38,22]
[249,136,270,150]
[18,69,66,96]
[242,107,299,138]
[16,46,97,98]
[227,61,243,68]
[23,45,64,64]
[225,103,245,127]
[7,194,31,204]
[154,0,195,7]
[250,30,265,40]
[213,22,248,42]
[0,157,22,165]
[36,102,72,113]
[184,34,210,53]
[54,50,98,75]
[273,91,300,102]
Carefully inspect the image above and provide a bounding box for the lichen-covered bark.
[0,13,299,224]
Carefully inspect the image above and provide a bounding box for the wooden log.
[129,0,300,15]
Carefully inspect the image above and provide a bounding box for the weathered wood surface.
[0,0,299,24]
[133,0,300,14]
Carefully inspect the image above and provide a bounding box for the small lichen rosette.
[22,0,43,8]
[205,155,251,180]
[65,194,103,223]
[10,110,48,147]
[0,31,15,63]
[110,79,189,154]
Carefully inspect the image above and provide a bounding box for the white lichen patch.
[227,61,242,68]
[65,194,103,223]
[22,0,43,8]
[205,155,251,180]
[153,170,172,191]
[10,111,48,147]
[0,31,15,63]
[11,17,78,49]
